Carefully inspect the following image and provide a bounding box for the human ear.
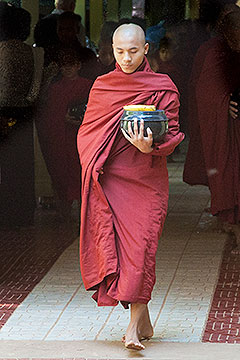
[144,42,149,55]
[70,1,75,11]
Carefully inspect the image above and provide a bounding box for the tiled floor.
[203,236,240,344]
[0,212,78,332]
[1,151,240,359]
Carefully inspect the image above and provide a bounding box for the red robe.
[156,58,183,92]
[184,37,240,223]
[183,38,218,186]
[36,75,92,203]
[156,58,187,132]
[77,57,184,308]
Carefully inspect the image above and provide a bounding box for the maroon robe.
[36,75,92,203]
[183,38,218,186]
[77,57,184,308]
[184,37,240,224]
[156,58,182,92]
[155,57,187,132]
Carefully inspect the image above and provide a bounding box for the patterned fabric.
[0,39,34,107]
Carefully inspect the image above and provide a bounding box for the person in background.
[0,2,35,228]
[183,6,240,251]
[148,37,181,86]
[95,21,118,76]
[147,37,184,159]
[44,11,98,80]
[36,49,93,220]
[34,0,86,48]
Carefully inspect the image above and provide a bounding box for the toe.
[125,341,145,350]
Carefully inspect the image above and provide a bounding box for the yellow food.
[123,105,156,111]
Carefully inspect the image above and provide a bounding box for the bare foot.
[122,306,153,343]
[221,223,240,254]
[229,224,240,254]
[139,306,154,340]
[125,339,145,350]
[124,325,145,350]
[214,218,235,234]
[215,217,227,233]
[124,303,146,351]
[222,222,234,234]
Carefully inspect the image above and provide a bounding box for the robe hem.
[94,298,150,309]
[84,268,118,291]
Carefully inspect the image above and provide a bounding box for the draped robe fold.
[77,58,184,308]
[183,38,217,186]
[36,76,92,203]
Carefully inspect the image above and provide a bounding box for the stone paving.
[0,216,77,332]
[203,234,240,344]
[2,155,240,359]
[4,146,240,360]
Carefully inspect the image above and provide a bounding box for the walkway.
[1,153,240,359]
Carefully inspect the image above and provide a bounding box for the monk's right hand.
[121,119,153,153]
[229,100,238,120]
[65,110,82,126]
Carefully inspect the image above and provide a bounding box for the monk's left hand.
[121,119,153,153]
[229,100,238,119]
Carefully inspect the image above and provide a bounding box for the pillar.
[185,0,190,19]
[75,0,86,26]
[106,0,119,22]
[89,0,103,45]
[21,0,39,45]
[189,0,199,19]
[119,0,132,18]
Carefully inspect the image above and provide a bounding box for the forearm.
[149,91,184,156]
[150,132,184,156]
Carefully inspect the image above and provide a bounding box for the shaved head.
[112,23,148,73]
[221,8,240,52]
[113,23,145,46]
[55,0,76,11]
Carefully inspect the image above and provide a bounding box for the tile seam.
[42,283,83,341]
[200,235,228,341]
[153,209,208,330]
[94,306,115,341]
[167,188,188,214]
[0,242,37,283]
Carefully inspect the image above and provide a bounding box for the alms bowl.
[120,109,168,143]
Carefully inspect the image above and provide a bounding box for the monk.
[36,50,92,218]
[77,23,184,350]
[183,8,240,248]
